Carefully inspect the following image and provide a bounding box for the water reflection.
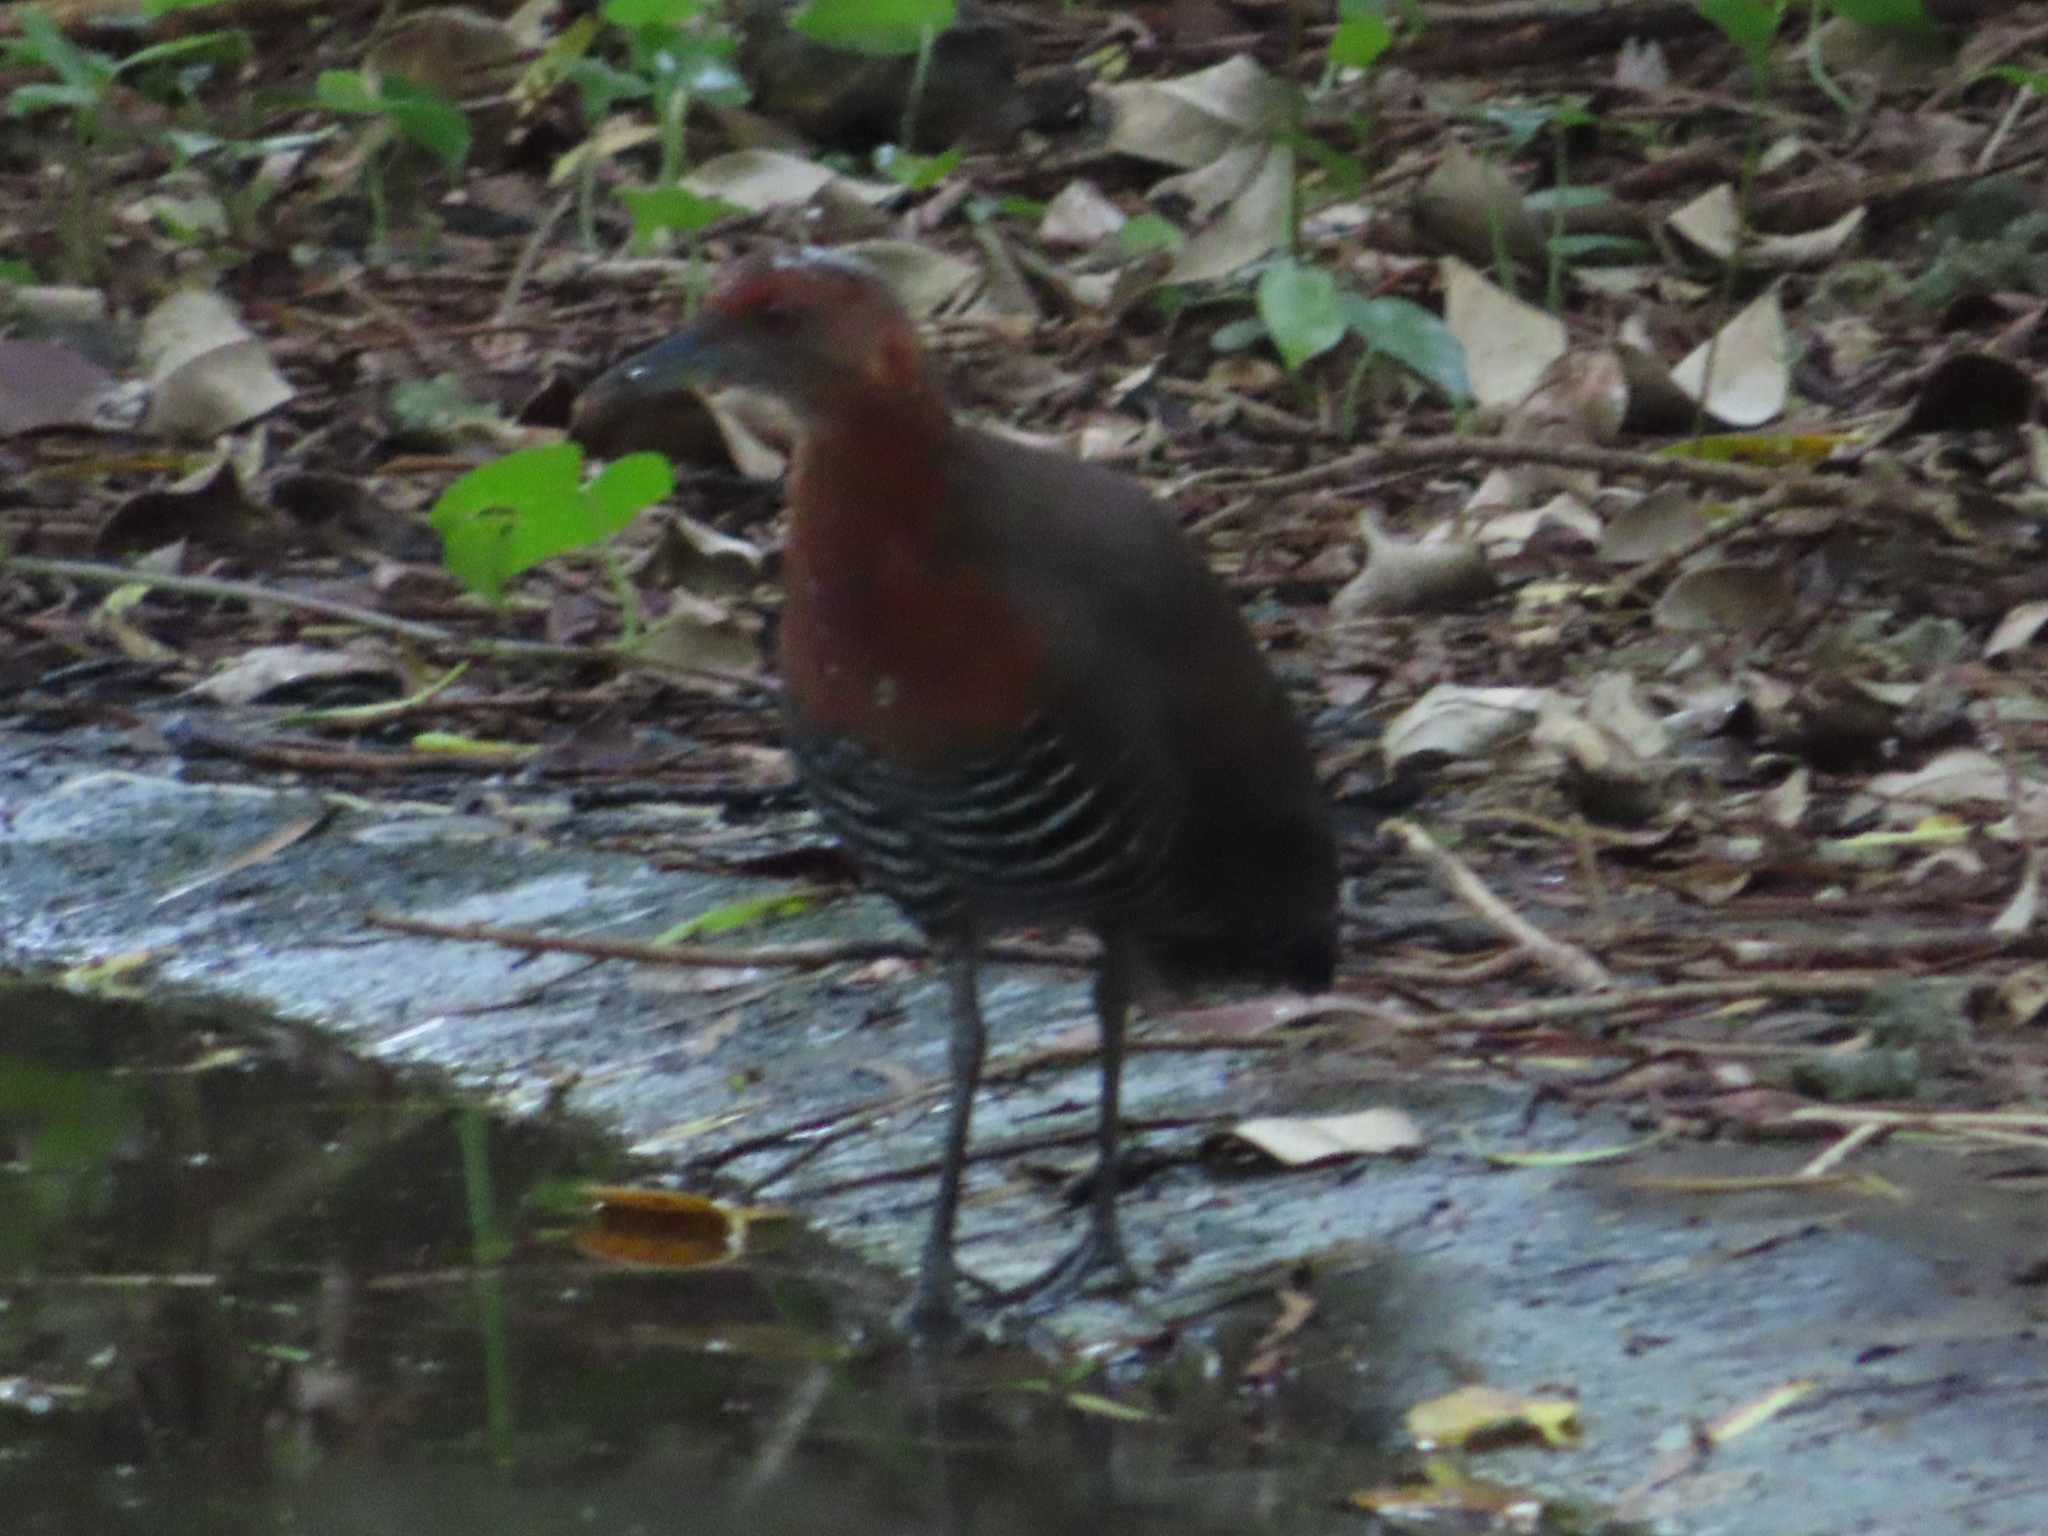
[0,982,1409,1535]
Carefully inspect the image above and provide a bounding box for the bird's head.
[599,251,934,424]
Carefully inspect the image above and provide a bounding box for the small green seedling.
[316,69,470,245]
[431,444,673,640]
[600,0,748,203]
[1257,256,1347,373]
[789,0,956,145]
[6,6,253,277]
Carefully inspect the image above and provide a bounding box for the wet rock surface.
[3,724,2046,1533]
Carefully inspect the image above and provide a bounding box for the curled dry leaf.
[1534,695,1670,827]
[1441,258,1567,411]
[1167,142,1294,284]
[651,512,766,598]
[1474,493,1602,555]
[632,589,764,681]
[1600,486,1707,564]
[0,339,119,435]
[1406,1384,1583,1452]
[364,5,525,101]
[575,1185,792,1269]
[683,148,897,212]
[1986,600,2048,659]
[1671,288,1792,427]
[1332,517,1496,617]
[1413,142,1547,270]
[1038,179,1127,249]
[1865,749,2047,817]
[189,644,400,707]
[1382,684,1556,769]
[139,290,294,441]
[1668,183,1865,271]
[1099,54,1292,171]
[1653,559,1795,633]
[1207,1108,1424,1167]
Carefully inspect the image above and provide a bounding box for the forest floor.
[5,0,2048,1530]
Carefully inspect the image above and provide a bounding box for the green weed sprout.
[431,443,673,644]
[789,0,956,150]
[315,69,471,247]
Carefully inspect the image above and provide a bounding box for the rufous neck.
[791,385,954,544]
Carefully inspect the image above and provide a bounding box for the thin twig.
[3,553,772,692]
[496,190,574,327]
[1384,818,1613,991]
[363,910,1092,971]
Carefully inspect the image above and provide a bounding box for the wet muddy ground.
[4,725,2047,1534]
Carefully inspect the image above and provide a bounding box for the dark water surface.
[0,982,1439,1536]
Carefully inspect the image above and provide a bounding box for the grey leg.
[1080,934,1136,1282]
[904,942,986,1334]
[1004,935,1141,1310]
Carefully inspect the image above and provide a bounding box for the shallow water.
[0,982,1444,1536]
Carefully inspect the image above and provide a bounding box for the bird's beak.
[595,324,725,401]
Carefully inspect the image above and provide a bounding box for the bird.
[595,251,1338,1332]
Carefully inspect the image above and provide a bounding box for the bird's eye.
[753,299,800,332]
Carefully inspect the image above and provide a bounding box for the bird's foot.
[993,1224,1140,1315]
[896,1225,1140,1337]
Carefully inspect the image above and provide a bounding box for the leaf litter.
[6,2,2048,1525]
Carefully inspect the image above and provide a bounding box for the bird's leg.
[904,939,986,1335]
[1004,936,1142,1311]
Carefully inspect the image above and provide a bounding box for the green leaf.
[1546,232,1651,263]
[314,69,380,113]
[432,444,669,601]
[1483,103,1551,151]
[619,185,743,239]
[1992,65,2048,94]
[1118,213,1184,255]
[975,194,1046,223]
[1329,14,1392,69]
[1524,185,1612,214]
[1284,129,1366,193]
[9,82,100,116]
[565,57,652,118]
[434,442,583,525]
[1695,0,1784,80]
[1825,0,1939,34]
[587,453,674,533]
[375,78,472,168]
[600,0,712,25]
[1209,316,1268,354]
[144,0,232,13]
[655,888,817,943]
[1257,258,1346,372]
[874,143,960,189]
[163,128,225,162]
[789,0,954,57]
[8,8,115,93]
[316,71,470,168]
[1341,293,1469,404]
[117,29,253,80]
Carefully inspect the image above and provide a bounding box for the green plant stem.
[578,153,599,252]
[600,547,644,646]
[659,85,688,188]
[1546,129,1568,314]
[1803,0,1858,118]
[901,24,935,148]
[1338,347,1372,439]
[1284,0,1305,253]
[366,160,389,250]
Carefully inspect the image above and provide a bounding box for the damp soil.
[3,729,2048,1534]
